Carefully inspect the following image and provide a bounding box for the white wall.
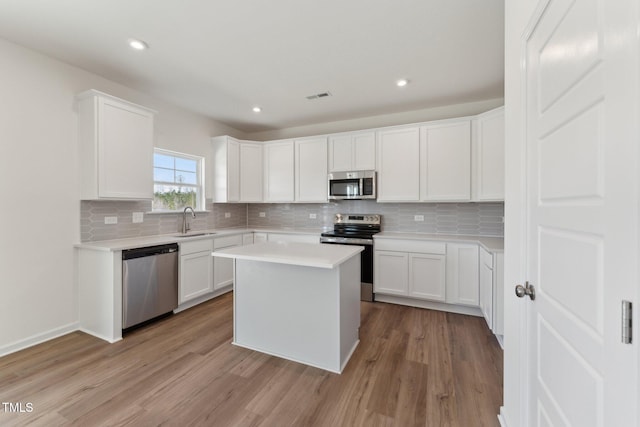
[503,1,538,426]
[244,98,504,141]
[0,38,242,354]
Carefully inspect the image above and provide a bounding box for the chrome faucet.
[182,206,196,234]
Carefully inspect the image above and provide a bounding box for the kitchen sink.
[173,232,215,238]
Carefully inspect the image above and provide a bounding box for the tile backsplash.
[248,201,504,236]
[80,201,247,242]
[80,200,503,242]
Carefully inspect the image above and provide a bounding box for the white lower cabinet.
[242,233,254,245]
[374,251,409,295]
[409,253,446,301]
[374,239,446,300]
[179,238,214,304]
[213,234,243,290]
[253,232,268,243]
[479,247,494,329]
[445,243,479,307]
[479,247,504,335]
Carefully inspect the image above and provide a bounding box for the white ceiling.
[0,0,504,133]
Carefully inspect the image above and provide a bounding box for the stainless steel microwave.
[328,170,376,200]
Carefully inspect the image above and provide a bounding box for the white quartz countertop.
[374,232,504,253]
[213,241,364,269]
[75,227,325,252]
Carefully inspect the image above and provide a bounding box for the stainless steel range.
[320,213,381,301]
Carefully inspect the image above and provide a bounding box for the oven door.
[320,237,374,301]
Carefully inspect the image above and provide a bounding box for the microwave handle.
[359,179,364,196]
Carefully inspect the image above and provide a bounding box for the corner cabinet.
[211,136,240,202]
[445,243,479,307]
[472,106,505,201]
[479,246,504,335]
[211,137,263,203]
[77,90,155,200]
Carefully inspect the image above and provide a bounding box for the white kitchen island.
[212,241,363,374]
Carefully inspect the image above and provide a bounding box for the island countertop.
[212,241,363,269]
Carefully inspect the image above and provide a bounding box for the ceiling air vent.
[306,91,332,100]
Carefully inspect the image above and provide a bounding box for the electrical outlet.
[309,213,317,219]
[224,212,231,218]
[259,212,266,218]
[104,216,118,225]
[414,215,425,222]
[132,212,144,223]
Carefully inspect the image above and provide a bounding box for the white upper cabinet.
[211,136,240,202]
[239,142,263,202]
[472,106,505,201]
[77,90,155,200]
[328,131,376,172]
[376,127,420,201]
[420,119,471,201]
[295,137,328,202]
[212,137,262,203]
[263,141,294,202]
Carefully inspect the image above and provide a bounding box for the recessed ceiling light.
[128,39,149,50]
[396,79,409,87]
[252,106,262,113]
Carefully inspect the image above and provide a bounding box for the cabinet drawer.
[480,247,493,269]
[179,238,213,255]
[375,239,446,254]
[213,234,243,249]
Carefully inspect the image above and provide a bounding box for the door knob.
[515,282,535,300]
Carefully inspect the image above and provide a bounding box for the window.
[153,149,204,212]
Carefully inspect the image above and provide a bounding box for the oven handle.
[320,237,374,245]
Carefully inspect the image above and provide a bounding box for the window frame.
[152,148,205,213]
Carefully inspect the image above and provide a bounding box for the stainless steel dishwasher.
[122,243,179,330]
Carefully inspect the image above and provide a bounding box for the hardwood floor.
[0,293,503,426]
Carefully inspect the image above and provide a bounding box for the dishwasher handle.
[122,243,179,260]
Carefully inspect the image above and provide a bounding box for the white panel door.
[522,0,638,425]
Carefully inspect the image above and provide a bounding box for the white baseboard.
[498,406,508,427]
[0,322,79,357]
[374,294,483,317]
[174,286,232,313]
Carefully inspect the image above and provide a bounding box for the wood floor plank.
[0,292,502,426]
